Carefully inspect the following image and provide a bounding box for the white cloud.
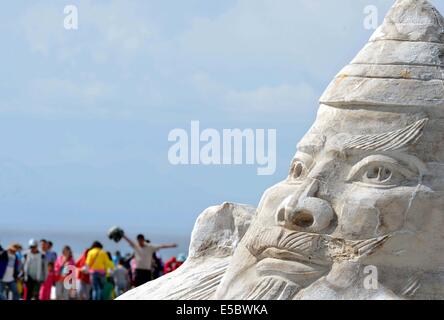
[224,83,317,114]
[12,1,163,118]
[14,0,432,120]
[59,137,95,164]
[29,77,107,100]
[0,77,119,118]
[20,5,66,56]
[20,0,157,63]
[178,0,384,78]
[190,72,318,118]
[80,0,156,62]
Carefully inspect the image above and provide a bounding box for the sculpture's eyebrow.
[341,118,428,152]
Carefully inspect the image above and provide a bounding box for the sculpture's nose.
[276,179,334,233]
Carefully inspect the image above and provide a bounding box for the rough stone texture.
[119,0,444,300]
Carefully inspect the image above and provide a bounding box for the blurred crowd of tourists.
[0,234,185,300]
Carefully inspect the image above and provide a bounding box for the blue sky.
[1,0,443,247]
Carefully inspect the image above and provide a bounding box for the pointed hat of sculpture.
[320,0,444,108]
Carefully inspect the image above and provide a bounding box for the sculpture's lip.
[255,250,330,286]
[258,247,332,267]
[256,256,328,283]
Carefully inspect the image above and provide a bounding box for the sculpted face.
[215,0,444,299]
[216,104,444,299]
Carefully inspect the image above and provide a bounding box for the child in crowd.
[113,259,131,297]
[39,262,56,300]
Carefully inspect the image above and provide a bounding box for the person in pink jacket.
[39,262,56,300]
[54,246,75,300]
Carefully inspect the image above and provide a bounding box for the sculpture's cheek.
[374,196,412,235]
[336,203,380,239]
[335,187,416,239]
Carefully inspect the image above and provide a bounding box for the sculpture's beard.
[244,276,299,300]
[240,226,390,300]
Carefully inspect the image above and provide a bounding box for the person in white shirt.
[122,234,176,287]
[23,239,47,300]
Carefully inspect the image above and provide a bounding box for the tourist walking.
[54,246,75,300]
[0,244,21,300]
[39,262,56,300]
[152,253,163,279]
[85,241,114,300]
[102,252,115,300]
[113,258,131,297]
[75,248,91,300]
[23,239,47,300]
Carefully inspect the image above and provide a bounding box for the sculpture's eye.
[362,166,393,185]
[347,155,418,188]
[288,160,308,181]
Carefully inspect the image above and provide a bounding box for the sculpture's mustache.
[240,226,390,300]
[244,226,390,264]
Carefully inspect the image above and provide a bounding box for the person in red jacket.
[163,253,186,274]
[75,249,91,300]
